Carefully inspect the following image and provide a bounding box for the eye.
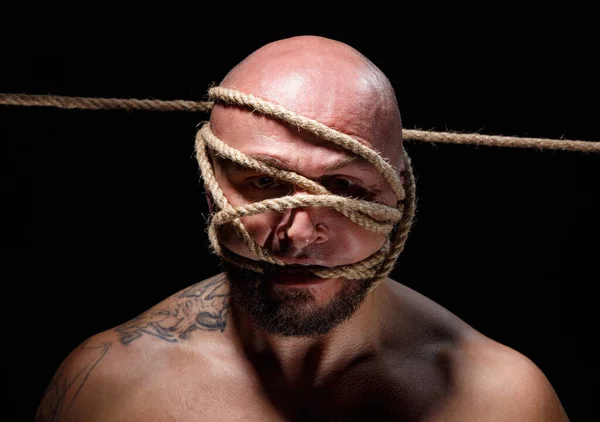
[250,176,282,189]
[321,176,371,199]
[330,178,352,192]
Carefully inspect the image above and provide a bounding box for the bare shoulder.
[35,331,118,422]
[385,280,568,421]
[428,330,569,421]
[35,273,231,422]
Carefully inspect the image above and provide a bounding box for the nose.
[276,192,330,249]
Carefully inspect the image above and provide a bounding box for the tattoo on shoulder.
[115,273,230,345]
[35,341,112,422]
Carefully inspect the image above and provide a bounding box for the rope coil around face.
[208,87,407,201]
[195,87,416,286]
[201,124,402,234]
[196,124,404,281]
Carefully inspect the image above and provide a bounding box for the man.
[35,35,569,421]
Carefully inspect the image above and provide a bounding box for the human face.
[210,106,397,326]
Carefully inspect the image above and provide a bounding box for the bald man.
[35,36,569,422]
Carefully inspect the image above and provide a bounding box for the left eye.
[329,178,352,192]
[321,176,370,198]
[251,176,282,189]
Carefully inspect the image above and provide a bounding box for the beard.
[223,261,376,337]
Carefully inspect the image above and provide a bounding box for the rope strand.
[402,129,598,153]
[1,92,597,153]
[0,92,213,113]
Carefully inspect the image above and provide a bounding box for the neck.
[229,279,391,386]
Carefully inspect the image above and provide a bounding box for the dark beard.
[223,261,376,337]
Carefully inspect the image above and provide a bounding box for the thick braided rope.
[196,88,414,284]
[2,92,598,152]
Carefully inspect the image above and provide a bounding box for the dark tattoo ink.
[115,274,230,345]
[35,342,111,422]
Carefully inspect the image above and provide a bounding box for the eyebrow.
[246,153,360,173]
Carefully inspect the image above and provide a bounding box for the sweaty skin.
[36,36,569,422]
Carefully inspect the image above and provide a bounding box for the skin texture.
[35,36,569,421]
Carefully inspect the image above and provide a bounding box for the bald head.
[211,35,404,171]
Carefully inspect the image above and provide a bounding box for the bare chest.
[105,352,450,422]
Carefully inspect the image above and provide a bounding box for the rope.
[1,92,597,153]
[0,93,213,113]
[195,87,416,289]
[209,87,407,200]
[196,122,410,284]
[402,129,599,153]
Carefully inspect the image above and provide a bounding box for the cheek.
[217,213,280,259]
[323,210,388,263]
[239,213,280,245]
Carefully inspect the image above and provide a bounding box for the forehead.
[210,104,385,174]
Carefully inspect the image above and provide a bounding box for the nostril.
[313,223,329,244]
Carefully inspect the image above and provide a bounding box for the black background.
[2,9,598,421]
